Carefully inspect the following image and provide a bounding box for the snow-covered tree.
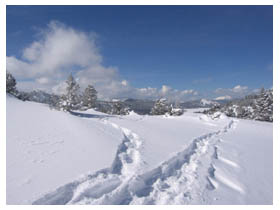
[254,88,273,122]
[204,88,273,122]
[150,98,171,115]
[109,101,130,115]
[49,93,61,110]
[82,85,97,109]
[59,74,81,111]
[169,104,184,116]
[6,72,18,95]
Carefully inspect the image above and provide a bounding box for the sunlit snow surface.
[6,96,272,204]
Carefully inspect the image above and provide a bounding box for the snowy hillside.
[7,95,272,205]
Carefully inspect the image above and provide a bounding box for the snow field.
[6,96,272,204]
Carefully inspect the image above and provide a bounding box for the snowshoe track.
[33,119,238,205]
[33,120,144,205]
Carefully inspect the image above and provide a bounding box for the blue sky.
[6,6,273,100]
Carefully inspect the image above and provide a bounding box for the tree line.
[7,72,273,120]
[203,88,273,122]
[7,72,98,112]
[6,72,186,116]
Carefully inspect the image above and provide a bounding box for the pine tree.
[110,101,130,115]
[49,93,60,110]
[169,104,184,116]
[59,74,80,111]
[255,88,273,122]
[6,72,30,101]
[150,98,171,115]
[83,85,97,109]
[6,72,18,95]
[204,88,273,122]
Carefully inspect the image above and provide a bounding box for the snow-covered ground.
[6,95,272,204]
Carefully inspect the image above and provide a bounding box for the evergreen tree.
[255,88,273,122]
[204,88,273,122]
[110,101,130,115]
[83,85,97,109]
[150,98,171,115]
[59,74,80,111]
[6,72,18,95]
[17,91,30,101]
[49,93,60,110]
[169,104,184,116]
[6,72,32,101]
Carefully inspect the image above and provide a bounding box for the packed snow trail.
[33,119,145,205]
[33,118,239,205]
[128,120,239,204]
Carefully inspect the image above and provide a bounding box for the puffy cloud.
[6,56,33,78]
[7,21,121,96]
[214,85,250,98]
[215,85,248,94]
[136,87,158,99]
[158,86,199,101]
[36,77,50,84]
[22,41,43,61]
[214,88,223,94]
[121,80,128,86]
[8,21,102,81]
[181,89,198,95]
[232,85,248,93]
[7,21,199,101]
[160,85,171,95]
[214,95,232,100]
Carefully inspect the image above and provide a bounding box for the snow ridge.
[33,119,238,205]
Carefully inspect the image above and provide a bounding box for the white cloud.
[22,41,43,61]
[136,87,158,98]
[7,21,120,96]
[6,56,33,78]
[36,77,50,84]
[160,85,171,95]
[214,88,223,94]
[214,95,232,100]
[121,80,128,86]
[9,22,102,81]
[215,85,248,94]
[181,89,197,95]
[214,85,250,99]
[157,86,199,101]
[7,21,199,101]
[52,81,68,95]
[232,85,248,93]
